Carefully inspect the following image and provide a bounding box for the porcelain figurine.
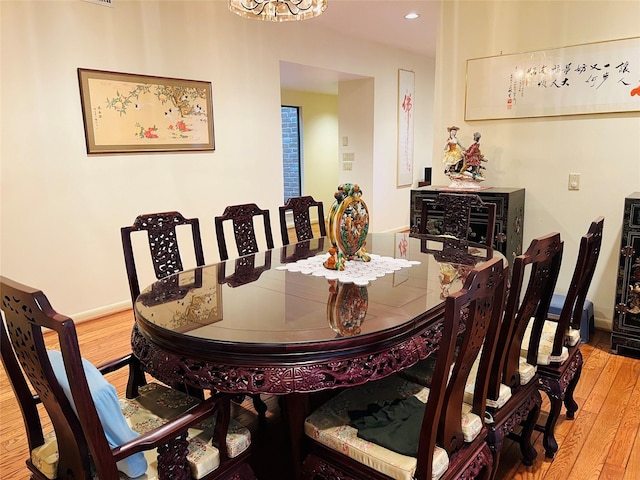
[443,127,489,190]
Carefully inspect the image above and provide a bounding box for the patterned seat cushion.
[518,358,537,385]
[462,353,512,410]
[31,383,251,480]
[522,319,570,365]
[304,375,482,480]
[565,328,581,347]
[404,352,512,410]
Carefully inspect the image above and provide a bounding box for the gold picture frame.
[78,68,215,154]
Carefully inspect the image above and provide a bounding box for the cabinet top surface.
[625,192,640,200]
[412,186,525,194]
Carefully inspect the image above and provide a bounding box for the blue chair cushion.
[47,350,147,478]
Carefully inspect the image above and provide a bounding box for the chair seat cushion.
[131,383,251,460]
[521,320,569,365]
[462,354,512,409]
[30,432,58,480]
[127,383,252,477]
[565,328,581,347]
[403,354,512,409]
[519,358,537,385]
[399,356,440,386]
[33,374,251,480]
[304,375,482,480]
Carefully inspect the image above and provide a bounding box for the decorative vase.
[325,183,371,269]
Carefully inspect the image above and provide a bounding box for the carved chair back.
[548,217,604,357]
[215,203,275,261]
[0,288,50,477]
[120,211,206,397]
[1,278,101,479]
[279,195,326,245]
[531,218,604,459]
[121,211,205,304]
[498,232,563,389]
[436,258,509,460]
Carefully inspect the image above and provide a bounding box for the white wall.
[435,1,640,330]
[338,78,375,205]
[0,1,434,318]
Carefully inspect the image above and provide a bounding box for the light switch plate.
[569,173,580,190]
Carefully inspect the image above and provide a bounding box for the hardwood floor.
[1,310,639,479]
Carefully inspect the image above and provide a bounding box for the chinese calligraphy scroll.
[397,69,415,186]
[465,37,640,120]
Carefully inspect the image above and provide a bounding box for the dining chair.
[483,231,563,476]
[417,193,497,252]
[214,204,274,417]
[279,195,326,245]
[401,232,562,478]
[0,276,255,480]
[215,203,275,261]
[301,256,508,480]
[523,217,604,458]
[121,211,205,397]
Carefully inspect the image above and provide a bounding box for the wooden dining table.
[131,233,500,477]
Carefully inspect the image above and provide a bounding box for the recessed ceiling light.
[405,12,420,20]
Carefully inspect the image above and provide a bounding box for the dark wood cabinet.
[612,192,640,358]
[410,186,525,263]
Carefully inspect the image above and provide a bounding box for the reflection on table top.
[134,233,498,349]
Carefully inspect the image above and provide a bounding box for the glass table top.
[134,233,497,346]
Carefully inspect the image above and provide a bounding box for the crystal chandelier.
[229,0,327,22]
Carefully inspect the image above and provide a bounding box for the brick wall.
[281,106,300,202]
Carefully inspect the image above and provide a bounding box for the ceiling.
[280,0,439,94]
[313,0,439,57]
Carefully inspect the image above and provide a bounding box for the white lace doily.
[276,253,420,286]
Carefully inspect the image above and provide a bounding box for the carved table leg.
[282,393,310,480]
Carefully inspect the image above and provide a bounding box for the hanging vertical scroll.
[397,69,415,186]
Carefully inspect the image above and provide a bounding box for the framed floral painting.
[78,68,214,154]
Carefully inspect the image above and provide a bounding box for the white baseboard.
[71,300,132,323]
